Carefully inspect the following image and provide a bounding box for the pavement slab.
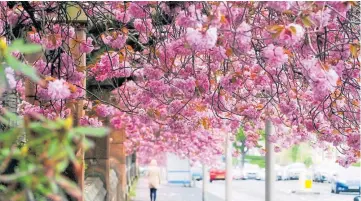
[133,177,222,201]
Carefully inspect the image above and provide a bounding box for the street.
[196,180,359,201]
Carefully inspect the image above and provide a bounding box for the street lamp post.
[225,133,232,201]
[265,120,275,201]
[202,164,208,201]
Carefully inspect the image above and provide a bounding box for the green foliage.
[352,162,360,167]
[290,145,300,162]
[128,178,139,200]
[233,127,246,151]
[0,39,41,90]
[0,111,109,200]
[245,155,266,168]
[304,157,313,167]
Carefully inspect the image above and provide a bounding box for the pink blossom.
[47,79,71,100]
[311,8,331,28]
[128,3,146,18]
[235,22,252,51]
[267,2,290,12]
[16,81,25,99]
[143,65,163,80]
[0,20,4,35]
[134,19,153,33]
[28,32,41,44]
[102,33,127,49]
[114,10,130,23]
[80,116,103,127]
[95,104,115,118]
[7,10,19,26]
[34,59,50,75]
[279,23,305,44]
[80,37,94,54]
[42,34,62,50]
[263,44,288,67]
[186,27,218,51]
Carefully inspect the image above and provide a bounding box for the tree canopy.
[0,1,360,166]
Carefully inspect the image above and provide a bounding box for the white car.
[233,167,243,180]
[256,168,265,180]
[285,163,307,180]
[276,166,287,180]
[242,164,260,180]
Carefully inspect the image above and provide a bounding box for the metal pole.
[265,120,275,201]
[225,133,232,201]
[202,164,208,201]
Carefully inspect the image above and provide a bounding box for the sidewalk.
[132,177,223,201]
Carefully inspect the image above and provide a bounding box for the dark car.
[354,196,360,201]
[330,168,361,194]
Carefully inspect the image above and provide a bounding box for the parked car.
[354,196,361,201]
[285,163,307,180]
[311,164,336,183]
[209,164,226,182]
[330,168,361,194]
[256,168,265,180]
[276,166,287,180]
[191,165,203,181]
[233,167,243,180]
[242,164,260,180]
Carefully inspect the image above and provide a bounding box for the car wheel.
[331,188,334,193]
[210,179,212,183]
[335,189,340,194]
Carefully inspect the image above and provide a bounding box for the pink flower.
[0,20,4,35]
[263,44,288,67]
[114,10,130,23]
[80,37,94,54]
[143,64,163,80]
[267,2,290,12]
[28,32,41,44]
[80,116,103,127]
[7,10,19,26]
[128,3,146,18]
[279,23,305,44]
[47,79,71,100]
[186,27,218,51]
[95,104,115,118]
[311,8,331,28]
[235,22,252,51]
[134,18,153,33]
[34,59,50,75]
[42,34,62,50]
[102,33,127,49]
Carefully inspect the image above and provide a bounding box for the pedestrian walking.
[148,159,161,201]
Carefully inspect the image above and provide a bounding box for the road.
[196,180,359,201]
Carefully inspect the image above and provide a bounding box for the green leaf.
[56,159,69,173]
[8,39,42,54]
[47,140,59,157]
[82,137,95,150]
[0,64,6,89]
[3,111,21,123]
[65,145,76,162]
[72,127,109,137]
[5,55,40,82]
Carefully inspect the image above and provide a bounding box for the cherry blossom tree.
[0,1,360,167]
